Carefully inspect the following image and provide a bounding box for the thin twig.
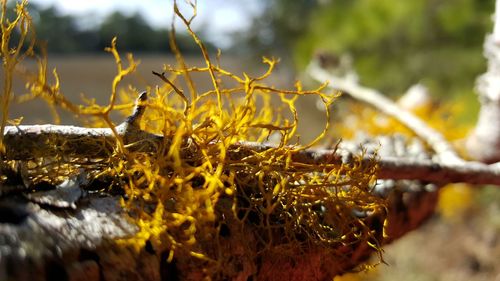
[152,70,190,114]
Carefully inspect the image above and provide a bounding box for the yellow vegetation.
[1,1,388,278]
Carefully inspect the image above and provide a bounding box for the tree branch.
[306,59,500,186]
[4,124,500,185]
[307,62,464,165]
[235,141,500,185]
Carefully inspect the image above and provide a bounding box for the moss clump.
[1,1,388,279]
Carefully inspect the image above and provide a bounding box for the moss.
[1,1,388,279]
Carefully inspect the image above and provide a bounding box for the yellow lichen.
[1,0,388,278]
[0,0,34,153]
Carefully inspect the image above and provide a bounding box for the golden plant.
[1,1,388,278]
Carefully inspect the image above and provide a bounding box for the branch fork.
[307,58,500,186]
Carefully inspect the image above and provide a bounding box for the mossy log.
[0,134,439,281]
[0,182,437,281]
[0,94,441,280]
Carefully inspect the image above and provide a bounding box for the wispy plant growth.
[1,1,388,278]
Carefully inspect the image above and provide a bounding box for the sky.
[29,0,264,48]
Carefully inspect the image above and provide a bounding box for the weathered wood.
[0,133,440,281]
[0,193,142,281]
[0,180,438,281]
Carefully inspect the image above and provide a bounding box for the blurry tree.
[98,11,165,52]
[244,0,494,117]
[8,3,209,54]
[98,11,205,53]
[31,4,98,53]
[235,0,318,61]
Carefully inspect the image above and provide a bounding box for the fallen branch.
[307,61,465,165]
[1,93,441,280]
[3,94,500,186]
[306,60,500,186]
[0,92,442,279]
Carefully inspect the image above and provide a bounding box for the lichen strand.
[110,52,386,277]
[1,1,388,279]
[0,0,34,154]
[97,59,382,277]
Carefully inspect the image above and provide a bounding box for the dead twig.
[307,62,464,165]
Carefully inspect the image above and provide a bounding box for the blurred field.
[4,54,330,143]
[4,54,289,120]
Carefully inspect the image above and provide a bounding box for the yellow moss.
[437,183,474,222]
[335,96,469,143]
[2,0,389,278]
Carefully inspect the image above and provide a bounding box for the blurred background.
[3,0,500,280]
[7,0,495,122]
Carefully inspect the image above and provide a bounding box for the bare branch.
[375,157,500,185]
[307,62,464,165]
[3,92,160,160]
[4,122,500,185]
[235,141,500,185]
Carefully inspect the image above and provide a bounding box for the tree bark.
[0,160,438,281]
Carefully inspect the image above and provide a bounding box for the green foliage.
[236,0,318,60]
[247,0,492,116]
[297,0,492,97]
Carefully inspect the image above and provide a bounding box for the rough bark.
[0,137,439,281]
